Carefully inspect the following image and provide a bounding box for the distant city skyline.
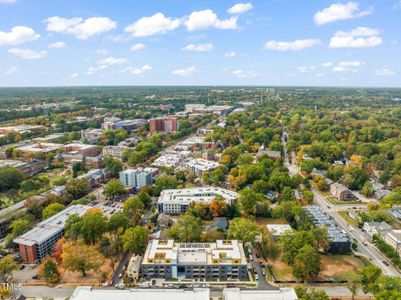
[0,0,400,87]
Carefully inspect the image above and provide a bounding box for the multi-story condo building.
[14,205,91,263]
[102,145,129,159]
[184,158,220,176]
[0,159,46,177]
[157,187,238,214]
[141,240,248,280]
[119,167,159,189]
[304,205,351,254]
[149,117,179,133]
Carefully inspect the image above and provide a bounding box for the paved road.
[111,251,130,285]
[15,286,75,299]
[249,246,277,290]
[312,187,400,277]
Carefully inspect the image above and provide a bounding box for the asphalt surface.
[111,251,131,285]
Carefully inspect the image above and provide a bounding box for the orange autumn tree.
[210,196,228,218]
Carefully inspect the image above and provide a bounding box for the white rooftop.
[223,288,298,300]
[143,240,247,266]
[14,205,91,246]
[185,158,220,171]
[71,287,210,300]
[158,186,238,206]
[266,224,293,236]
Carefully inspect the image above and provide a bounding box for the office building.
[14,205,91,263]
[158,187,238,214]
[149,117,179,133]
[141,240,248,280]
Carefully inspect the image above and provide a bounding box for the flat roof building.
[119,167,158,189]
[149,117,179,133]
[305,205,351,254]
[266,224,293,241]
[184,158,220,176]
[141,240,248,280]
[158,187,238,214]
[223,288,298,300]
[14,205,92,263]
[71,287,210,300]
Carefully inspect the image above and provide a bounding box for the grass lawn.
[337,211,359,226]
[270,254,365,282]
[317,188,361,205]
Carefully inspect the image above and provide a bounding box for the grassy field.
[337,211,359,226]
[270,254,366,282]
[255,217,288,226]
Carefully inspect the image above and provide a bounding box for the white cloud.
[329,27,382,48]
[224,51,236,57]
[332,66,349,72]
[48,41,66,48]
[0,0,17,3]
[96,48,108,55]
[184,9,238,31]
[321,62,333,67]
[183,43,213,52]
[69,73,79,78]
[45,16,116,40]
[4,66,17,75]
[8,48,47,59]
[87,56,129,74]
[393,1,401,10]
[265,39,320,51]
[121,64,152,75]
[172,66,199,77]
[0,26,40,46]
[375,68,395,76]
[315,73,324,77]
[339,60,364,67]
[296,66,316,73]
[314,2,372,25]
[125,13,181,37]
[130,43,146,51]
[227,3,253,14]
[232,69,257,78]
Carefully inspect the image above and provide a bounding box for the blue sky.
[0,0,400,87]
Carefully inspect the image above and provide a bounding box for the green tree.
[0,167,23,192]
[121,226,149,254]
[295,287,329,300]
[279,230,315,265]
[137,191,151,207]
[65,214,83,240]
[79,209,108,244]
[6,219,32,247]
[292,244,321,281]
[103,178,125,200]
[42,203,65,220]
[361,181,374,197]
[0,255,17,276]
[238,188,264,216]
[65,178,89,199]
[104,157,123,178]
[123,196,145,226]
[170,213,202,242]
[108,213,129,232]
[153,175,178,195]
[228,217,259,244]
[360,265,382,294]
[40,259,60,284]
[62,241,104,277]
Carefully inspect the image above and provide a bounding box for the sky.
[0,0,400,87]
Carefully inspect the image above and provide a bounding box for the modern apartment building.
[184,158,220,176]
[149,117,179,133]
[141,240,248,280]
[14,205,91,263]
[119,167,159,189]
[157,187,238,214]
